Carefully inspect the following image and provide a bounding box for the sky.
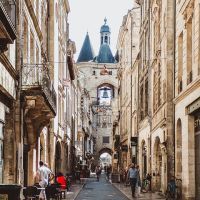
[68,0,134,60]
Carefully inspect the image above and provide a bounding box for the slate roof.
[77,33,95,62]
[94,44,115,63]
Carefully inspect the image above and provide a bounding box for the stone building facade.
[16,0,57,186]
[0,0,77,187]
[0,0,17,184]
[147,0,175,193]
[134,0,175,193]
[49,0,76,177]
[116,7,140,171]
[116,0,175,194]
[174,0,200,199]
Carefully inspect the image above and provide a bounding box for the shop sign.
[195,116,200,133]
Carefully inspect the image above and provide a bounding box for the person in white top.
[36,161,51,200]
[44,162,54,184]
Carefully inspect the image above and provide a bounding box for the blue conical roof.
[77,33,95,62]
[94,44,115,63]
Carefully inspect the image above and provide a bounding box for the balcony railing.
[21,64,56,114]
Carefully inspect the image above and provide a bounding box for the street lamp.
[131,137,138,164]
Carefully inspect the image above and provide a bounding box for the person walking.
[106,165,111,181]
[95,165,101,181]
[127,163,138,198]
[36,161,51,200]
[44,162,54,185]
[136,165,141,197]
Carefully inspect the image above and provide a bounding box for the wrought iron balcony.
[0,0,17,51]
[21,64,56,115]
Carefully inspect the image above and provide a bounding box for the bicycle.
[165,177,182,200]
[142,178,150,192]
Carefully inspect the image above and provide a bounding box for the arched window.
[97,83,114,106]
[105,36,108,44]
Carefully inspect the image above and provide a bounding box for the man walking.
[127,163,138,198]
[36,161,51,200]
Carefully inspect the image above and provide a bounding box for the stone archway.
[55,141,62,175]
[97,83,115,106]
[176,119,182,179]
[99,147,113,156]
[98,148,112,163]
[153,137,162,192]
[99,148,113,171]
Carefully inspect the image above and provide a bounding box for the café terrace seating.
[23,183,66,200]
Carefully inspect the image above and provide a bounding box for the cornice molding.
[174,77,200,104]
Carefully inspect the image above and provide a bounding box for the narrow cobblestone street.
[74,173,166,200]
[75,174,129,200]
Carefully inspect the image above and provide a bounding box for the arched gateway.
[76,19,119,169]
[99,148,113,157]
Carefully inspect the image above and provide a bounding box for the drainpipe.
[147,1,152,180]
[130,10,133,164]
[173,0,176,178]
[18,0,25,190]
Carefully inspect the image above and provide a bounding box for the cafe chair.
[23,186,38,200]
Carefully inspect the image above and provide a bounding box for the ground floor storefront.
[175,87,200,199]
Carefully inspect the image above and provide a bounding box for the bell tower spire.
[100,18,111,46]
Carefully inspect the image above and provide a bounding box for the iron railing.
[21,64,56,114]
